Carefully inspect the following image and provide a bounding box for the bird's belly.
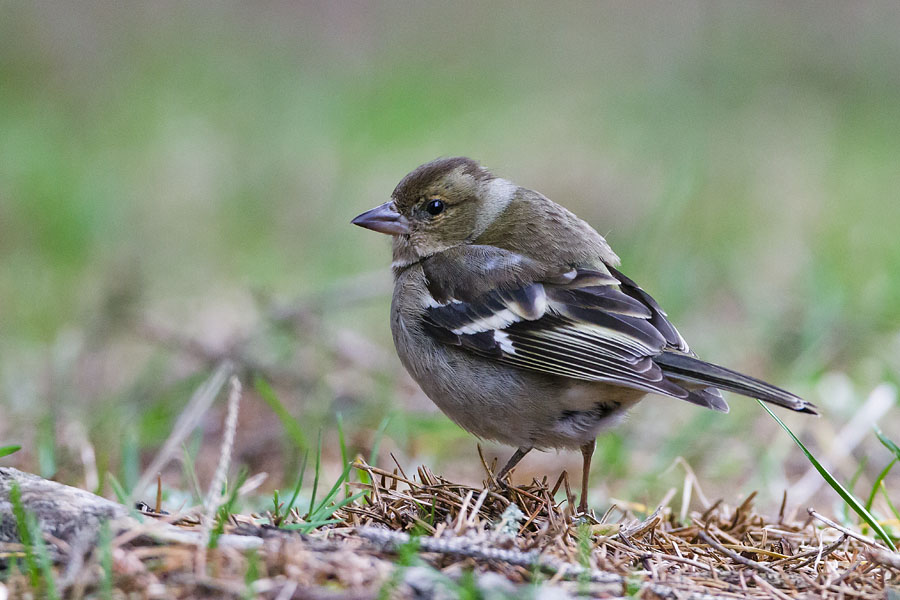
[536,383,645,448]
[392,306,645,449]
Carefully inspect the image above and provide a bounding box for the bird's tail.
[655,352,818,415]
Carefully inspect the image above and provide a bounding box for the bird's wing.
[604,264,690,354]
[419,246,705,402]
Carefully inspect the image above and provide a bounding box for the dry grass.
[2,454,898,599]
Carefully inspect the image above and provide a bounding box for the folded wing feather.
[420,250,696,401]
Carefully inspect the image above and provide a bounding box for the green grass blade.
[336,413,349,467]
[358,462,371,489]
[866,458,897,512]
[881,481,900,524]
[760,401,897,551]
[10,483,40,589]
[254,377,308,450]
[311,461,355,517]
[292,491,366,533]
[284,450,309,518]
[107,473,128,505]
[281,518,342,532]
[876,428,900,461]
[181,443,204,503]
[105,473,147,523]
[9,484,60,598]
[359,417,391,492]
[336,413,350,499]
[244,549,260,600]
[99,520,114,600]
[120,428,139,493]
[369,417,390,466]
[37,416,57,479]
[308,429,323,517]
[0,444,21,458]
[209,468,248,549]
[32,515,59,600]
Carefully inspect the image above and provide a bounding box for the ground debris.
[1,464,897,598]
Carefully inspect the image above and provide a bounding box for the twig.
[198,375,242,575]
[767,534,847,568]
[356,526,622,583]
[866,547,900,570]
[601,538,714,573]
[133,362,232,501]
[697,529,777,576]
[204,376,242,511]
[807,508,882,548]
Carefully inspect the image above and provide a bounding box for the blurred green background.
[1,2,898,514]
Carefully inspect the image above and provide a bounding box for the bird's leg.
[494,446,532,486]
[578,440,595,514]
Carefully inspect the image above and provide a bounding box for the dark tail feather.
[685,387,730,413]
[655,352,818,415]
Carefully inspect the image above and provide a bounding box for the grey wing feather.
[421,250,694,400]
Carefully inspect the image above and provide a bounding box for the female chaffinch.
[353,157,815,513]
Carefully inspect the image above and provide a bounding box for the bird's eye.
[425,199,445,216]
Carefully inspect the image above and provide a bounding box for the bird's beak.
[351,201,410,236]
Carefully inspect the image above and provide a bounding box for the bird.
[351,157,817,513]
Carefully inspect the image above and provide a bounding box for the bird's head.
[352,157,517,265]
